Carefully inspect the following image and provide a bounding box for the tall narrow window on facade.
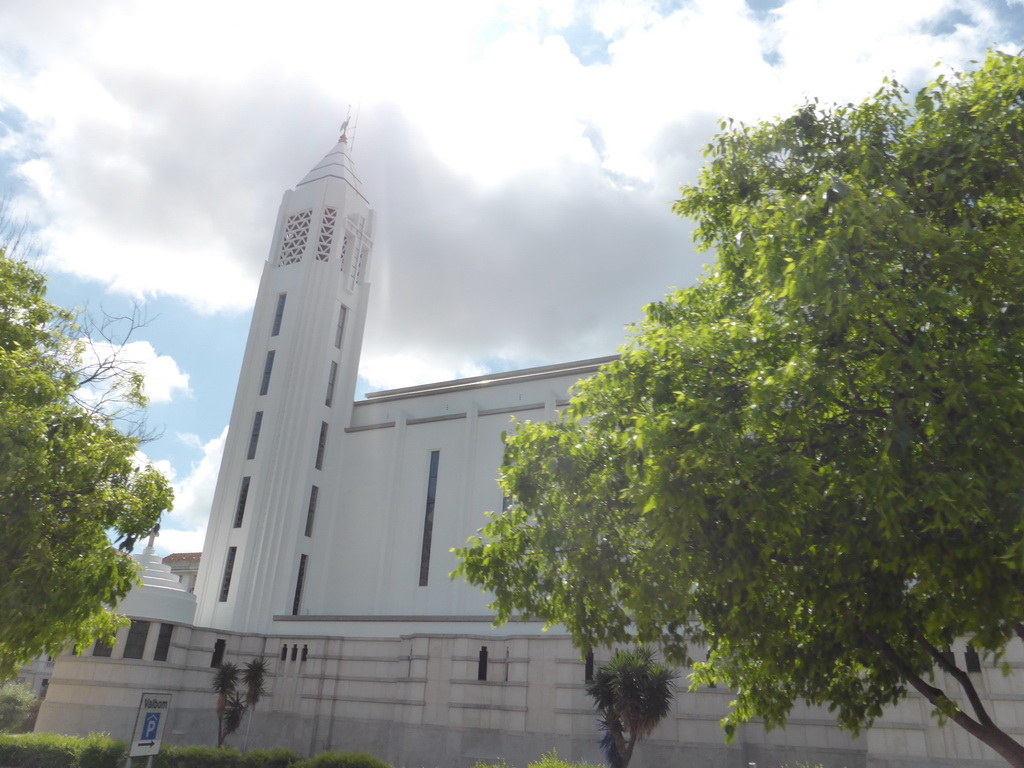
[271,293,287,336]
[123,620,151,659]
[233,475,250,528]
[247,412,264,460]
[292,555,308,616]
[219,547,237,602]
[334,306,347,349]
[325,361,338,407]
[418,450,441,586]
[315,422,328,470]
[477,646,488,681]
[305,485,319,537]
[259,350,276,396]
[233,477,251,528]
[153,623,174,662]
[585,651,595,682]
[211,639,226,667]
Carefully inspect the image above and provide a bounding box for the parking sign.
[129,692,172,757]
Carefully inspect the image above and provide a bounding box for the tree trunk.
[862,628,1024,767]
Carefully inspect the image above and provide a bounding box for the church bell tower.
[194,127,375,633]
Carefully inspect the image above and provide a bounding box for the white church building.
[33,132,1024,768]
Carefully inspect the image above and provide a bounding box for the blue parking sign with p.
[142,713,160,740]
[130,692,171,757]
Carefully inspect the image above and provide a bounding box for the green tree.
[456,51,1024,766]
[212,657,270,749]
[586,647,676,768]
[241,657,269,751]
[0,683,36,733]
[212,662,241,747]
[0,252,172,682]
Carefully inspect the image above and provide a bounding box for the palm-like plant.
[223,692,247,741]
[585,647,677,768]
[241,657,269,751]
[211,662,241,747]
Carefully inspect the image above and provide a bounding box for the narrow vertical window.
[280,645,288,661]
[334,306,347,349]
[325,361,338,407]
[585,650,595,682]
[477,646,488,681]
[211,639,226,667]
[259,350,276,396]
[305,486,319,537]
[153,623,174,662]
[219,547,237,602]
[418,450,440,586]
[292,555,308,616]
[233,477,251,528]
[123,620,151,660]
[247,412,263,460]
[315,422,328,470]
[271,293,287,336]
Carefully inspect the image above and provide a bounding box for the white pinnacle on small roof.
[296,129,365,194]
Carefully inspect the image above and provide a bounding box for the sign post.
[128,692,172,768]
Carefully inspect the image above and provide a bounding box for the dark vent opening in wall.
[478,646,488,681]
[211,639,226,667]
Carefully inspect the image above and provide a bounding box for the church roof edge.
[360,354,619,403]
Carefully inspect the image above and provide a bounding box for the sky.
[2,0,1023,556]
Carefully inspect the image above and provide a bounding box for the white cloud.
[360,353,490,394]
[3,0,1019,320]
[79,339,191,404]
[3,0,1022,407]
[153,527,207,557]
[150,426,228,556]
[165,426,226,528]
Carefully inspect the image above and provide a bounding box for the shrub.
[0,732,80,768]
[75,733,126,768]
[473,751,601,768]
[155,744,242,768]
[297,751,391,768]
[528,750,601,768]
[0,684,37,733]
[243,747,302,768]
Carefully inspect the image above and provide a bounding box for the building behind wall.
[163,553,201,593]
[33,129,1024,768]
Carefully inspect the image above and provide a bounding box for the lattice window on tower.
[278,209,313,266]
[316,207,337,262]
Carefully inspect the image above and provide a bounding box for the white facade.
[34,135,1024,768]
